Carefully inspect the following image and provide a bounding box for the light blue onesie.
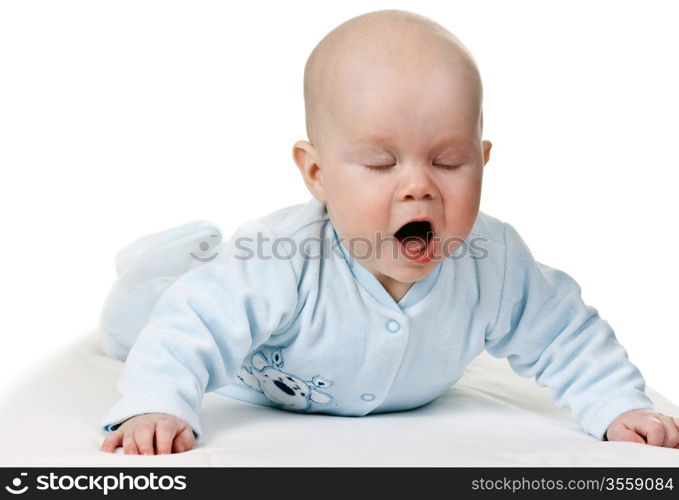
[99,197,654,441]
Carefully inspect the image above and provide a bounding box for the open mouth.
[394,220,435,263]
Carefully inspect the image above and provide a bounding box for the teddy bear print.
[237,349,333,411]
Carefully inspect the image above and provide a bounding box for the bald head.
[303,9,484,150]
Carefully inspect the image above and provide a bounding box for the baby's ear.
[292,140,326,202]
[482,140,492,166]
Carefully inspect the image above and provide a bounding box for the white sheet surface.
[1,331,678,466]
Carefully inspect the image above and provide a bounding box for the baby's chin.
[373,256,441,283]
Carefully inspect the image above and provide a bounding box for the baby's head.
[293,9,492,297]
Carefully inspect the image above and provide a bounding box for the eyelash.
[364,163,462,172]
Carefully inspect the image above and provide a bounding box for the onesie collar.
[332,226,443,313]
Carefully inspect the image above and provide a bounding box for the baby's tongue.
[401,238,427,259]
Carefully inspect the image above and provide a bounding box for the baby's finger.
[100,430,123,453]
[134,423,157,455]
[155,420,178,455]
[640,419,666,447]
[658,415,679,448]
[607,424,645,444]
[122,431,140,455]
[172,426,195,453]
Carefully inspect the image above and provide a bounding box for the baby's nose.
[398,166,436,201]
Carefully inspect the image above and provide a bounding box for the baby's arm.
[99,221,299,454]
[484,222,668,444]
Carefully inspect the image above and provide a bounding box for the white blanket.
[1,331,678,466]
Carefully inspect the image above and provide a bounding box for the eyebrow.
[351,134,471,149]
[352,135,391,146]
[349,135,470,150]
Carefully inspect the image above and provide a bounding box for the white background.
[1,0,677,408]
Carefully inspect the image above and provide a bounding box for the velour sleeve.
[100,221,300,441]
[484,222,654,440]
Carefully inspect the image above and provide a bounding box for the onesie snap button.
[361,393,375,401]
[385,319,401,333]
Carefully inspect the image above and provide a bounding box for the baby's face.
[296,53,491,297]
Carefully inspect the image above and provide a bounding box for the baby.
[100,9,679,455]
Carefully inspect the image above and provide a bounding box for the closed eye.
[364,163,462,171]
[364,164,395,172]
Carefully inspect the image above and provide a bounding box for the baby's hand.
[100,413,196,455]
[605,409,679,448]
